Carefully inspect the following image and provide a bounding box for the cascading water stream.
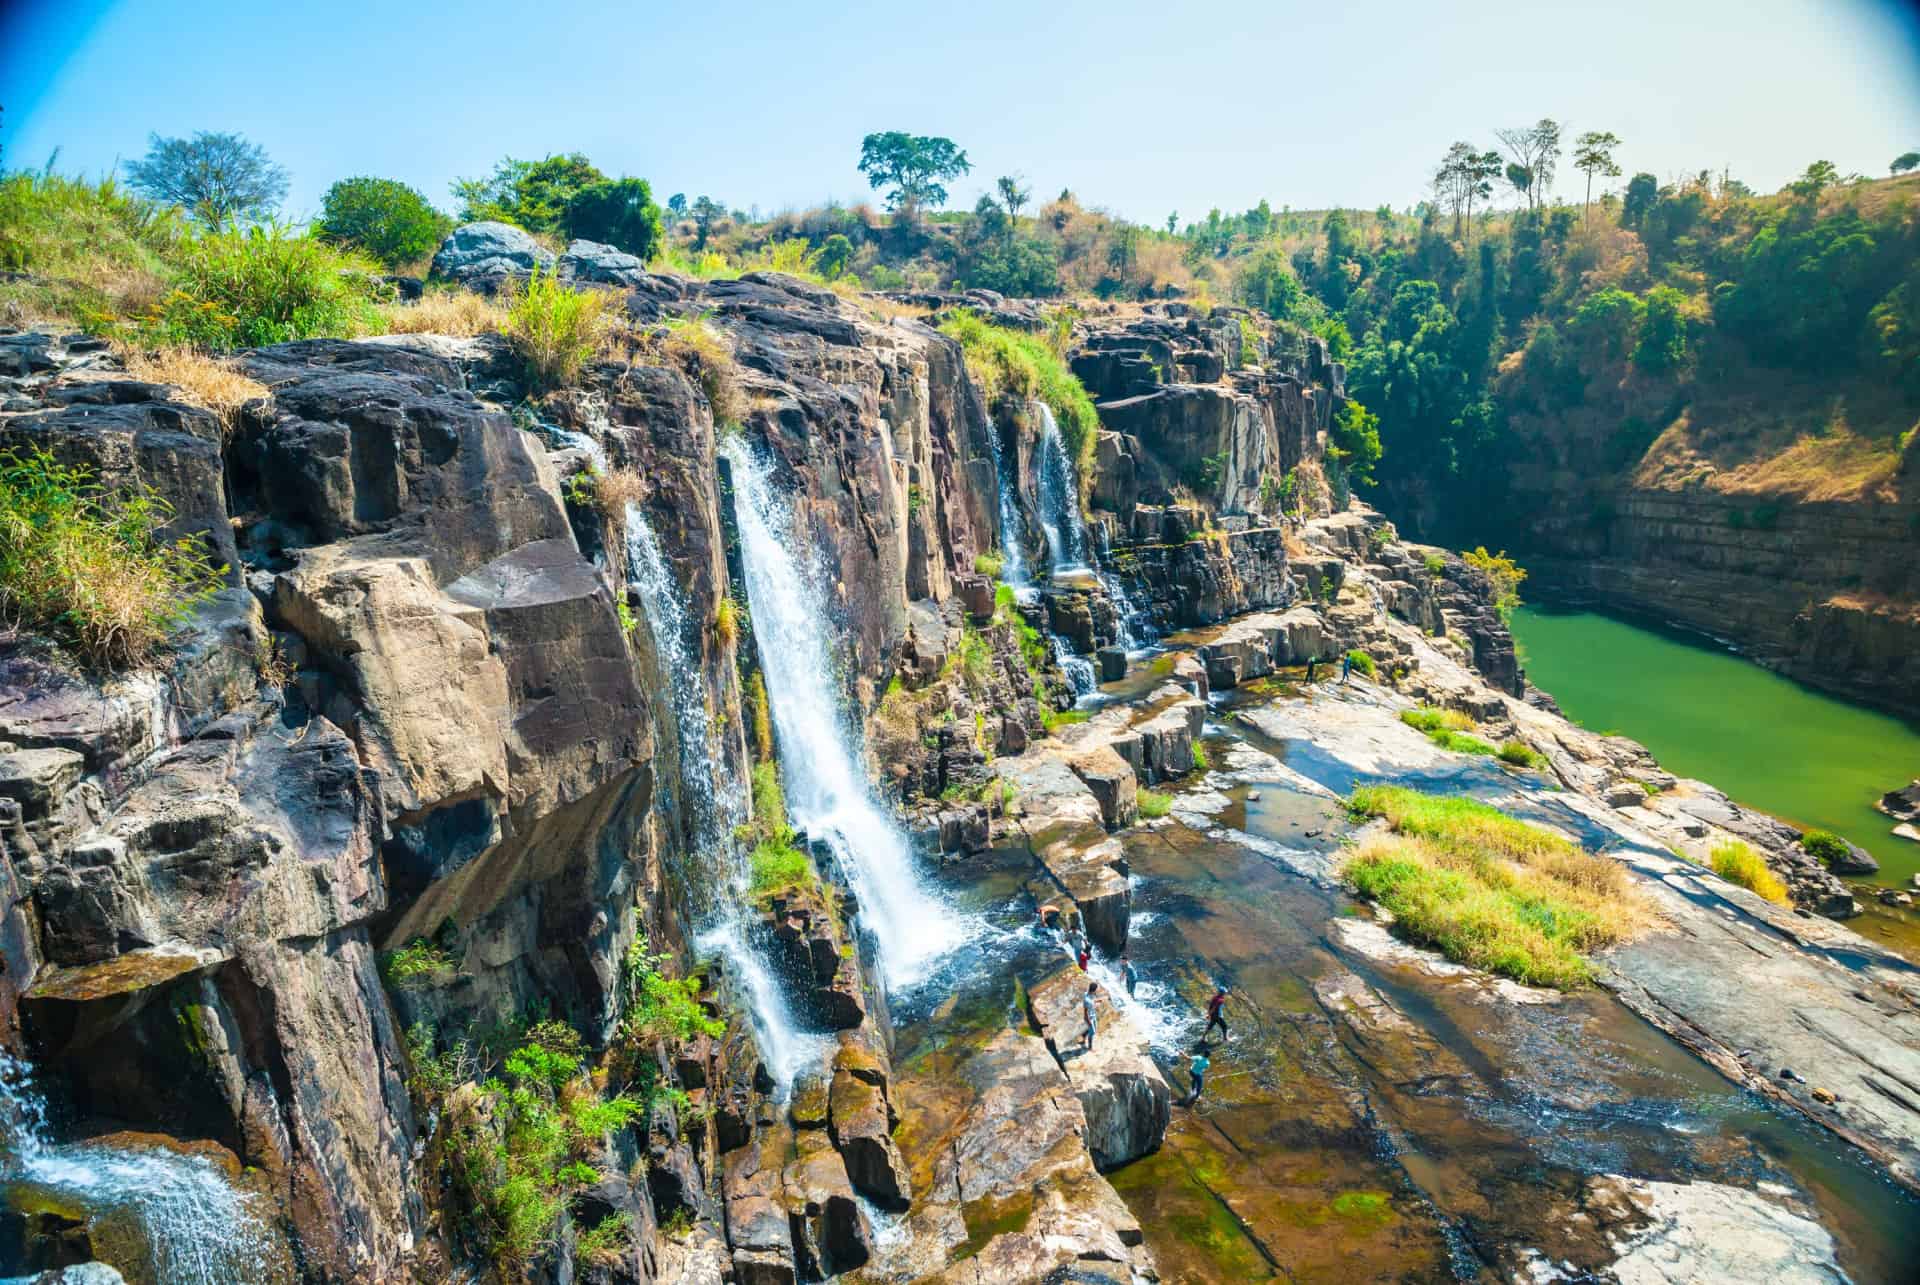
[1032,402,1153,659]
[0,1053,270,1283]
[722,439,967,988]
[622,502,821,1090]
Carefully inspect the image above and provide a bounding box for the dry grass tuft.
[591,467,647,524]
[116,344,268,434]
[377,289,508,337]
[662,319,746,426]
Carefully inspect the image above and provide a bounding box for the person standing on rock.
[1340,652,1353,685]
[1121,950,1139,997]
[1082,982,1100,1051]
[1204,985,1230,1041]
[1306,655,1317,684]
[1185,1049,1210,1105]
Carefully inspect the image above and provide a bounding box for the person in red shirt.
[1204,986,1229,1040]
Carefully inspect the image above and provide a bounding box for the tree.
[452,153,605,233]
[1633,284,1689,372]
[666,193,687,218]
[1621,172,1659,229]
[124,131,287,227]
[1166,211,1178,235]
[690,196,724,250]
[1237,245,1301,318]
[856,132,971,218]
[1572,131,1623,223]
[1788,159,1838,200]
[563,177,664,260]
[1893,152,1920,176]
[317,177,451,268]
[995,175,1030,222]
[1494,119,1562,212]
[1330,399,1383,487]
[1433,143,1502,237]
[817,234,854,279]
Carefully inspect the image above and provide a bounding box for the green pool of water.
[1509,603,1920,885]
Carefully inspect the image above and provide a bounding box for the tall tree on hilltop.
[996,175,1030,221]
[690,196,724,249]
[1572,131,1623,224]
[1893,152,1920,175]
[1494,119,1561,212]
[857,132,971,220]
[1434,142,1502,237]
[125,130,287,227]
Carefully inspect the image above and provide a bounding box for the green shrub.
[1709,840,1790,904]
[1344,649,1377,678]
[1137,789,1173,819]
[621,937,724,1043]
[973,551,1005,579]
[1799,830,1851,867]
[146,223,387,349]
[1190,741,1210,771]
[504,266,610,388]
[1423,553,1447,576]
[1497,740,1549,770]
[317,176,452,269]
[1400,707,1473,734]
[563,177,664,261]
[1427,728,1496,756]
[939,310,1101,498]
[576,1213,633,1265]
[741,762,819,902]
[956,626,995,695]
[380,938,457,990]
[1461,547,1527,620]
[0,447,224,668]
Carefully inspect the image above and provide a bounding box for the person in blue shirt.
[1186,1049,1210,1104]
[1120,950,1139,997]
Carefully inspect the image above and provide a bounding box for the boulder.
[1096,646,1128,682]
[557,238,648,286]
[1025,966,1171,1170]
[1067,745,1138,831]
[429,220,555,286]
[828,1058,911,1210]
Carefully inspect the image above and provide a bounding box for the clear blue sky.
[4,0,1918,225]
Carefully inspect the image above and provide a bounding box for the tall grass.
[1709,839,1791,905]
[939,310,1101,494]
[377,287,507,336]
[145,222,387,349]
[1343,785,1653,987]
[116,345,267,435]
[0,171,183,330]
[0,446,224,668]
[503,266,610,388]
[661,318,744,424]
[1399,706,1474,734]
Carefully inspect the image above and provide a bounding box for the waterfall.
[623,502,820,1090]
[1034,403,1089,573]
[985,400,1030,592]
[0,1053,271,1284]
[1032,402,1152,653]
[722,439,967,988]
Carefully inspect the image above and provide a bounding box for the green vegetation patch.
[1400,706,1474,734]
[742,762,819,902]
[1344,649,1377,678]
[504,265,610,388]
[1798,829,1851,868]
[1137,789,1173,819]
[1497,740,1550,770]
[939,310,1101,494]
[1342,786,1652,988]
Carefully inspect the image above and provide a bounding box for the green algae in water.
[1330,1189,1396,1229]
[1511,604,1920,883]
[1107,1149,1275,1280]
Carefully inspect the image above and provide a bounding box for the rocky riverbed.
[4,240,1919,1282]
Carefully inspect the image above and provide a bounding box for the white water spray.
[0,1053,271,1284]
[623,502,821,1090]
[723,440,967,987]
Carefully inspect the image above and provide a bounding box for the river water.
[1510,602,1920,887]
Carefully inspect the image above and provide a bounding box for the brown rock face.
[1026,965,1171,1170]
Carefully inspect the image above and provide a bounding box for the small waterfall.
[984,404,1030,591]
[1034,403,1089,573]
[1032,402,1152,655]
[549,426,608,473]
[623,502,819,1090]
[723,439,967,988]
[0,1053,271,1284]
